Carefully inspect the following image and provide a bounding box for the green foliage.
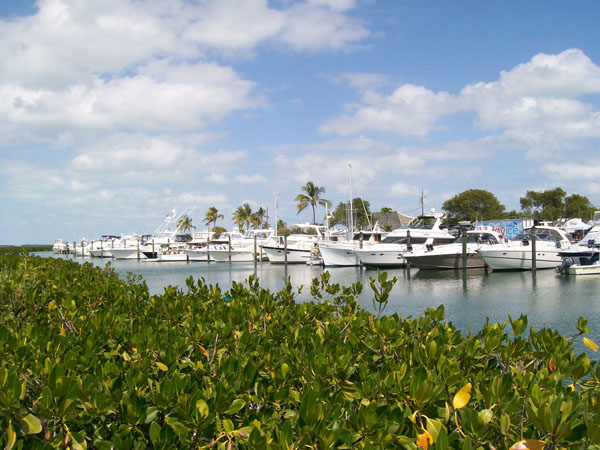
[204,206,224,232]
[1,253,600,449]
[0,246,52,255]
[232,203,253,232]
[442,189,506,223]
[212,226,227,239]
[331,198,373,229]
[519,188,596,221]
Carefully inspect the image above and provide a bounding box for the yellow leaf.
[199,345,209,358]
[416,430,433,449]
[59,325,66,337]
[509,439,547,450]
[583,337,599,352]
[453,383,472,409]
[156,362,168,372]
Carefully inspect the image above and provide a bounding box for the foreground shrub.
[0,253,599,449]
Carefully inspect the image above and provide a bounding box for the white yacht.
[262,223,328,264]
[318,229,387,267]
[404,228,503,270]
[356,212,455,268]
[478,226,571,270]
[209,229,275,262]
[52,239,69,254]
[88,235,122,258]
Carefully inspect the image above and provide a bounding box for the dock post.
[254,235,257,262]
[531,226,537,273]
[284,236,288,265]
[152,239,155,258]
[228,236,232,262]
[137,240,140,260]
[462,230,467,270]
[206,237,211,263]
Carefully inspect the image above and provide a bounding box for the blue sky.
[1,0,600,244]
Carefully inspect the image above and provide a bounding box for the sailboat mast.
[421,187,425,216]
[349,164,354,231]
[274,194,279,237]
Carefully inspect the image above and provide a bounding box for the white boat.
[356,212,455,268]
[52,239,69,254]
[404,228,503,270]
[556,211,600,275]
[262,223,328,264]
[209,229,275,262]
[88,235,123,258]
[183,230,215,261]
[478,226,571,270]
[318,229,387,267]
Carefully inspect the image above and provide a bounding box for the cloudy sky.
[2,0,600,244]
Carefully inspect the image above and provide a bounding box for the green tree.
[442,189,506,224]
[232,203,253,232]
[565,193,596,220]
[331,198,372,229]
[520,187,566,220]
[277,219,290,236]
[295,181,328,224]
[212,226,227,239]
[250,207,267,229]
[176,214,195,234]
[203,206,224,232]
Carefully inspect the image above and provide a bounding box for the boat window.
[432,237,455,245]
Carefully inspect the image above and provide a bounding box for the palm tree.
[250,207,267,229]
[204,206,224,232]
[295,181,328,224]
[232,203,253,232]
[177,214,195,234]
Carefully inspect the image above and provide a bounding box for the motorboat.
[404,228,503,270]
[52,239,69,254]
[88,235,123,258]
[478,226,571,270]
[318,228,387,267]
[183,230,215,261]
[556,211,600,275]
[262,223,328,264]
[355,212,455,268]
[209,229,275,262]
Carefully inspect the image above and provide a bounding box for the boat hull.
[262,246,314,264]
[319,244,360,267]
[110,248,146,259]
[568,263,600,275]
[479,249,562,270]
[405,252,485,270]
[356,249,407,268]
[210,249,264,262]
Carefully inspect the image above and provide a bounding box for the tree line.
[175,185,596,237]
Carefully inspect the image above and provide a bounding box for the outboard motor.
[556,257,574,274]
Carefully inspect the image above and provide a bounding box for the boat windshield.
[402,216,437,230]
[517,228,564,242]
[454,232,500,245]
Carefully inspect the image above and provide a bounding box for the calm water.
[44,253,600,354]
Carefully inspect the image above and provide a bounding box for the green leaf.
[6,421,16,450]
[478,409,494,424]
[149,421,161,445]
[223,418,234,433]
[281,362,290,378]
[71,431,87,450]
[225,398,246,415]
[22,413,42,434]
[156,362,168,372]
[196,399,209,418]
